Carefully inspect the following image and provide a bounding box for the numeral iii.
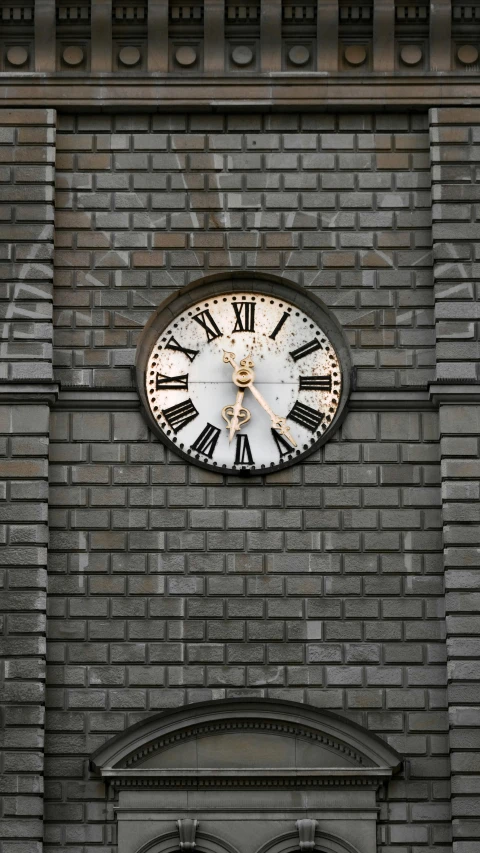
[299,375,332,391]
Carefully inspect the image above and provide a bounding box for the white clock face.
[142,289,344,474]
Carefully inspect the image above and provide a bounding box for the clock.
[136,275,351,475]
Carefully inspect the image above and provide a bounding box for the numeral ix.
[156,373,189,390]
[162,399,198,433]
[232,301,255,333]
[288,401,324,432]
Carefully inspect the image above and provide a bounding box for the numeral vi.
[235,434,254,466]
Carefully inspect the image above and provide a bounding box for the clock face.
[137,279,351,475]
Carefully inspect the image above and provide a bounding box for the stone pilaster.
[430,107,480,851]
[0,109,56,853]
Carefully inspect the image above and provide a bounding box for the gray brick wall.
[431,107,480,852]
[53,112,434,394]
[0,109,56,853]
[43,113,452,851]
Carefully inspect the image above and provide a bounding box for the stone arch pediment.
[256,830,361,853]
[91,698,401,788]
[136,830,240,853]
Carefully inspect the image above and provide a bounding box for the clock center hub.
[233,366,254,387]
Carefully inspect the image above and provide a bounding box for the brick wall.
[0,109,56,853]
[53,112,434,394]
[42,113,452,851]
[431,107,480,853]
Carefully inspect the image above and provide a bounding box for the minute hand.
[248,383,297,448]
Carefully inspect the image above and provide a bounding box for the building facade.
[0,4,479,853]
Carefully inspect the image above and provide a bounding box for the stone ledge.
[429,383,480,404]
[1,74,480,108]
[54,389,436,411]
[0,383,59,404]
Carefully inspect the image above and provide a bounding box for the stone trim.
[91,698,402,783]
[0,74,480,108]
[124,720,366,767]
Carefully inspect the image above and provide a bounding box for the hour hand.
[221,389,251,442]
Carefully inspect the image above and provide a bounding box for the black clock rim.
[136,272,353,477]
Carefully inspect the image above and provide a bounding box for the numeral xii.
[232,301,255,333]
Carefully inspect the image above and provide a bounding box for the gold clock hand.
[221,389,251,442]
[247,383,297,447]
[222,350,296,448]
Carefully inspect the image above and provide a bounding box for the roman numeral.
[156,372,189,391]
[288,401,324,432]
[162,399,199,433]
[290,338,322,362]
[190,423,221,458]
[232,301,256,333]
[235,434,254,466]
[166,336,199,362]
[269,311,289,340]
[299,374,332,391]
[193,309,223,342]
[271,428,294,459]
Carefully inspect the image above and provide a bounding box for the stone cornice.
[1,73,480,108]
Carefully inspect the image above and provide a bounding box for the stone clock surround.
[135,274,352,475]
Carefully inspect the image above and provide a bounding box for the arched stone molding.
[91,697,401,787]
[135,829,240,853]
[256,830,361,853]
[91,699,401,853]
